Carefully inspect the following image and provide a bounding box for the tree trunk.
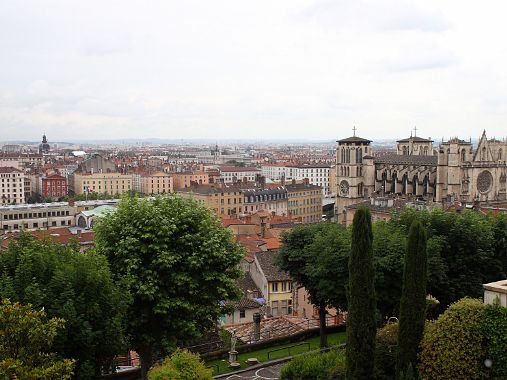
[319,305,328,348]
[139,345,153,380]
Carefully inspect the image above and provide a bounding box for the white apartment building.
[261,163,331,195]
[0,167,26,204]
[218,166,262,183]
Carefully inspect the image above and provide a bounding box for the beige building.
[285,180,322,224]
[170,171,209,189]
[73,172,133,196]
[138,171,172,195]
[0,167,25,204]
[177,184,244,216]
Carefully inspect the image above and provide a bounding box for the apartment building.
[170,171,209,189]
[72,172,133,195]
[218,166,262,184]
[133,170,173,194]
[262,162,331,195]
[285,180,323,224]
[0,167,25,204]
[177,184,244,216]
[243,187,288,216]
[40,174,68,199]
[0,202,76,231]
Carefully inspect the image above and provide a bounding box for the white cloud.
[1,0,507,141]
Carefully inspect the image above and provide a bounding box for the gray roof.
[337,136,372,144]
[255,251,292,281]
[243,188,287,196]
[397,136,433,143]
[374,154,437,166]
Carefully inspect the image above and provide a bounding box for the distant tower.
[335,128,375,219]
[213,144,220,163]
[39,134,50,154]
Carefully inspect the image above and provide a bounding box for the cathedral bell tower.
[335,128,374,219]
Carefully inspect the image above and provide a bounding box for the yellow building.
[177,184,243,216]
[251,251,293,316]
[285,180,323,224]
[140,171,172,195]
[73,172,133,196]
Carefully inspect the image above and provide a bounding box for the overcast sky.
[1,1,507,142]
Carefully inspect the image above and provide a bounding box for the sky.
[1,0,507,142]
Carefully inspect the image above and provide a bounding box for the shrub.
[418,298,487,380]
[375,322,398,380]
[482,300,507,378]
[147,349,212,380]
[279,348,346,380]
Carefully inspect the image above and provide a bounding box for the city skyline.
[2,1,507,141]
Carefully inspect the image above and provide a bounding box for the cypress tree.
[397,220,428,377]
[346,206,376,379]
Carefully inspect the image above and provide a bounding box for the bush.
[147,349,212,380]
[279,348,346,380]
[375,322,398,380]
[483,301,507,378]
[418,298,487,380]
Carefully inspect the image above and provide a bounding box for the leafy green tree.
[277,223,350,348]
[482,299,507,379]
[94,195,243,378]
[147,349,212,380]
[397,220,427,377]
[0,234,127,379]
[392,208,501,311]
[0,299,75,380]
[372,221,406,319]
[346,207,376,380]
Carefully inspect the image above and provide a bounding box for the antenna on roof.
[414,126,418,137]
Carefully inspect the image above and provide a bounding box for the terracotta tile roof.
[1,228,94,249]
[255,251,291,281]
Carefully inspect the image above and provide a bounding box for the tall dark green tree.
[397,220,428,377]
[346,207,376,379]
[94,195,243,379]
[277,223,350,348]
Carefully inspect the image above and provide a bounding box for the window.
[282,282,287,292]
[272,282,278,292]
[271,301,279,316]
[239,310,246,318]
[281,300,288,315]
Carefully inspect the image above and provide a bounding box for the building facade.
[285,180,323,224]
[335,130,507,216]
[0,167,25,205]
[40,174,68,199]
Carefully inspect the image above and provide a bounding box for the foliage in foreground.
[397,220,427,376]
[0,233,127,379]
[0,299,75,380]
[277,222,350,347]
[94,195,243,378]
[279,348,346,380]
[418,298,500,380]
[148,349,212,380]
[346,207,376,380]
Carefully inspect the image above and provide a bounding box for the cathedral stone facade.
[335,131,507,216]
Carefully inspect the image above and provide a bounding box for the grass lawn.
[205,331,346,376]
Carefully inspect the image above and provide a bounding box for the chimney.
[291,179,296,185]
[253,312,261,342]
[77,229,82,238]
[260,217,266,238]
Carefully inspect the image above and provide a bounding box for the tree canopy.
[277,222,350,347]
[0,299,75,380]
[94,195,244,378]
[0,233,127,379]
